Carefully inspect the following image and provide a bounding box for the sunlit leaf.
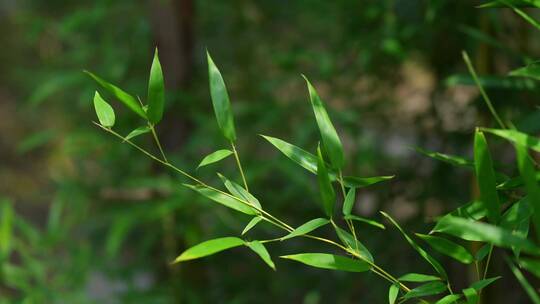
[398,273,441,282]
[381,211,448,279]
[510,61,540,80]
[501,198,532,257]
[84,71,146,119]
[93,91,115,127]
[432,216,540,255]
[463,288,478,304]
[242,217,263,235]
[217,173,261,209]
[280,253,370,272]
[317,146,335,217]
[416,234,474,264]
[514,143,540,241]
[183,184,257,215]
[344,215,385,230]
[173,237,244,263]
[342,187,356,216]
[303,76,344,169]
[147,48,165,124]
[342,175,394,188]
[124,126,151,141]
[474,130,500,223]
[435,294,462,304]
[197,149,233,169]
[207,51,236,141]
[469,276,501,291]
[402,281,446,300]
[281,218,330,241]
[482,128,540,152]
[246,241,275,270]
[388,284,399,304]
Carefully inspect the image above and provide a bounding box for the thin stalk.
[483,245,494,279]
[338,171,359,251]
[150,124,168,162]
[231,141,249,191]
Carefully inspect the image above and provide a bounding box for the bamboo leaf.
[506,257,540,304]
[242,217,263,235]
[398,273,441,282]
[246,241,275,270]
[333,225,374,263]
[432,216,540,255]
[402,281,446,300]
[0,200,14,259]
[479,0,540,8]
[469,277,501,291]
[342,188,356,216]
[303,76,344,169]
[93,91,115,127]
[344,215,385,230]
[416,234,474,264]
[515,143,540,241]
[317,146,335,217]
[510,62,540,80]
[183,184,257,215]
[435,294,462,304]
[173,237,244,263]
[415,147,473,167]
[463,288,478,304]
[519,258,540,278]
[84,71,146,119]
[482,128,540,152]
[381,211,448,279]
[281,218,330,241]
[280,253,370,272]
[125,126,151,141]
[207,51,236,141]
[474,130,500,223]
[217,173,261,209]
[147,48,165,124]
[342,176,394,188]
[197,149,233,169]
[388,284,399,304]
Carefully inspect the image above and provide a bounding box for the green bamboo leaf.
[242,217,263,235]
[479,0,540,8]
[333,225,374,263]
[463,288,478,304]
[124,126,151,141]
[281,218,330,241]
[432,216,540,255]
[510,62,540,80]
[173,237,244,263]
[147,48,165,124]
[388,284,399,304]
[469,277,501,291]
[280,253,370,272]
[501,198,532,257]
[435,294,462,304]
[342,176,394,188]
[515,143,540,241]
[217,173,261,209]
[519,258,540,278]
[344,215,385,230]
[415,147,473,167]
[482,128,540,152]
[0,200,14,259]
[402,281,446,300]
[474,130,500,223]
[197,149,233,169]
[246,241,275,270]
[93,91,115,127]
[506,256,540,304]
[342,188,356,216]
[303,76,344,169]
[475,244,491,261]
[207,51,236,141]
[182,184,257,215]
[84,71,146,119]
[317,146,335,217]
[416,234,474,264]
[398,273,441,282]
[381,211,448,279]
[497,171,540,190]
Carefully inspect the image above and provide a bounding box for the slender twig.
[231,141,249,191]
[150,124,168,162]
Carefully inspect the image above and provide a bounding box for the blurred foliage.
[1,0,540,303]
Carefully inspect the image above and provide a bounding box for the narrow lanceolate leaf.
[342,176,394,188]
[381,211,447,279]
[398,273,441,283]
[173,237,244,263]
[147,48,165,124]
[0,200,14,258]
[416,234,474,264]
[207,51,236,141]
[474,130,500,223]
[501,197,532,257]
[515,143,540,241]
[435,294,462,304]
[342,188,356,216]
[479,0,540,8]
[510,62,540,80]
[281,218,330,241]
[197,149,233,169]
[463,288,478,304]
[183,184,257,215]
[217,173,261,209]
[482,128,540,152]
[506,257,540,304]
[124,126,151,141]
[303,76,344,169]
[344,215,385,230]
[475,244,491,261]
[388,284,399,304]
[93,92,115,127]
[242,217,262,235]
[317,146,335,217]
[432,216,540,255]
[84,71,146,119]
[402,281,446,300]
[415,147,473,167]
[520,258,540,278]
[334,225,374,263]
[280,253,370,272]
[246,241,275,270]
[469,276,501,291]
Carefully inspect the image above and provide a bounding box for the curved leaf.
[281,218,330,241]
[474,130,500,223]
[125,126,151,141]
[415,146,473,167]
[482,127,540,153]
[173,237,244,263]
[246,241,275,270]
[207,51,236,141]
[469,276,501,291]
[342,175,394,188]
[261,135,318,174]
[334,225,374,263]
[435,294,462,304]
[242,217,262,235]
[403,281,446,299]
[217,173,261,209]
[463,288,478,304]
[280,253,370,272]
[93,91,115,127]
[342,188,356,216]
[183,184,257,215]
[416,234,474,264]
[197,149,233,169]
[388,284,399,304]
[147,48,165,124]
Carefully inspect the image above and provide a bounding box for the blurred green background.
[1,0,539,303]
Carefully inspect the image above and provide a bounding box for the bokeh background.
[1,0,539,303]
